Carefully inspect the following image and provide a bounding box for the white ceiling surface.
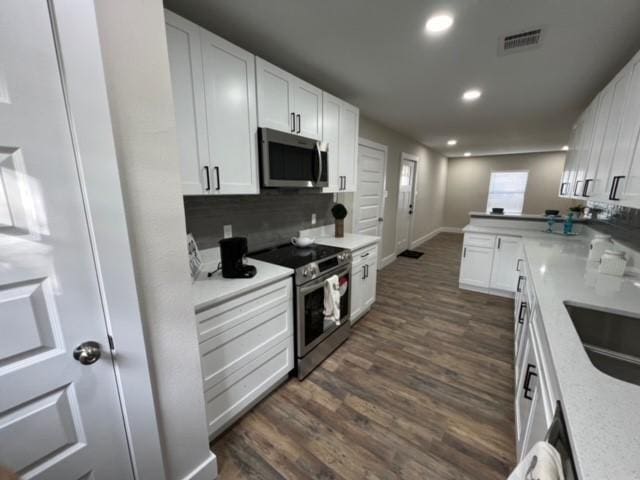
[165,0,640,157]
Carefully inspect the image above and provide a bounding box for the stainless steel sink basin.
[564,302,640,386]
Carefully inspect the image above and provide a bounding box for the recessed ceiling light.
[425,14,454,34]
[562,145,569,151]
[462,89,482,101]
[464,152,471,157]
[447,139,457,146]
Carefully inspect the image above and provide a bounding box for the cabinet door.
[339,102,359,192]
[594,69,632,201]
[559,116,583,197]
[322,92,341,192]
[363,258,378,310]
[201,30,259,194]
[574,99,599,198]
[515,338,537,459]
[256,57,295,133]
[350,264,366,323]
[489,236,522,291]
[459,246,494,288]
[293,78,322,140]
[165,11,208,195]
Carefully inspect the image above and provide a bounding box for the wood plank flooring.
[211,233,516,479]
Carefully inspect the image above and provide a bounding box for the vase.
[335,218,344,238]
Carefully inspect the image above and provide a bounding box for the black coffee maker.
[219,237,257,279]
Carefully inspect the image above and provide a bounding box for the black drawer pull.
[517,275,525,293]
[523,363,537,400]
[518,301,527,324]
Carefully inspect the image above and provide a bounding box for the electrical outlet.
[311,213,317,225]
[333,192,337,202]
[223,224,232,238]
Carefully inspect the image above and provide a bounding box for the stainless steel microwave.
[258,128,328,188]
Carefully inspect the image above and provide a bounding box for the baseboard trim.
[182,452,218,480]
[459,283,491,294]
[380,253,396,269]
[439,226,463,234]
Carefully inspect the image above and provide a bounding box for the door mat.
[398,250,424,259]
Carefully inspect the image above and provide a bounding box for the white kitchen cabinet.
[165,11,259,195]
[256,57,322,140]
[200,29,259,194]
[489,236,522,292]
[195,277,294,438]
[350,244,378,323]
[459,244,494,289]
[515,335,537,459]
[572,99,598,198]
[322,92,360,193]
[165,11,209,195]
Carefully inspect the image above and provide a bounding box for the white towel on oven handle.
[508,441,564,480]
[323,274,341,325]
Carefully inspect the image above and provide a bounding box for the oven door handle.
[315,141,323,185]
[298,266,351,295]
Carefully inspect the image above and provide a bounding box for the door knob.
[73,341,102,365]
[378,217,383,222]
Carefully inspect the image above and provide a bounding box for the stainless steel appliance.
[258,127,328,188]
[545,402,577,480]
[250,243,351,379]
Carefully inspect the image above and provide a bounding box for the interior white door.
[396,158,416,252]
[256,58,295,134]
[0,2,133,478]
[354,143,386,237]
[293,79,322,140]
[165,11,209,195]
[201,29,259,194]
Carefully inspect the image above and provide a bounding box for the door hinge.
[108,334,115,351]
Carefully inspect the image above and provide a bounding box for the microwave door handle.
[315,142,323,184]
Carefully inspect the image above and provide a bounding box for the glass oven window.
[304,271,350,347]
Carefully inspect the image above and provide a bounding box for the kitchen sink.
[564,302,640,387]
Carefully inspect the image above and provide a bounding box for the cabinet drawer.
[463,233,496,248]
[352,244,378,267]
[204,335,293,437]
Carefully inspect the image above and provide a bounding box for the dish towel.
[508,441,564,480]
[323,275,341,325]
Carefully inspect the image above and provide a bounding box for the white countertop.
[316,233,380,251]
[469,211,587,222]
[466,223,640,478]
[192,254,293,313]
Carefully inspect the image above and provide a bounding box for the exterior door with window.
[0,2,133,478]
[396,157,417,252]
[487,171,529,214]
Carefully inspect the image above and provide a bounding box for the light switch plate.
[223,224,232,238]
[311,213,317,225]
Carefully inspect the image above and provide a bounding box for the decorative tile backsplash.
[587,202,640,251]
[184,190,335,252]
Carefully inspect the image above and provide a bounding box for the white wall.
[93,1,216,479]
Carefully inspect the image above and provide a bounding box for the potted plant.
[569,204,584,217]
[331,203,348,238]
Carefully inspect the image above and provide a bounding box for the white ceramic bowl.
[291,236,315,248]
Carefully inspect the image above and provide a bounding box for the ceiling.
[164,0,640,157]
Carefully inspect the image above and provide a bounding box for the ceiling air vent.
[499,28,544,55]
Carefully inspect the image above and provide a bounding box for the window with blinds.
[486,171,529,214]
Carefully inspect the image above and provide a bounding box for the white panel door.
[489,236,522,291]
[256,58,295,134]
[459,246,494,288]
[339,103,359,192]
[201,30,259,194]
[354,143,386,237]
[293,79,322,140]
[165,11,209,195]
[396,158,416,252]
[0,2,133,478]
[322,93,341,192]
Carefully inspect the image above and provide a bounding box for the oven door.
[296,266,350,357]
[259,127,328,188]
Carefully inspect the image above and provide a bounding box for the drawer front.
[196,278,292,343]
[352,244,378,267]
[204,336,293,437]
[463,233,496,248]
[200,291,292,391]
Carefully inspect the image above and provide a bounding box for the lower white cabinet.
[490,236,522,291]
[350,244,378,323]
[459,243,494,288]
[195,277,294,438]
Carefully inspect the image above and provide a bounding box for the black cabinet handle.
[204,166,211,191]
[583,179,593,197]
[517,275,525,293]
[290,112,295,132]
[214,166,221,191]
[362,265,367,280]
[518,301,527,324]
[573,180,583,197]
[463,247,467,258]
[523,363,538,400]
[296,114,301,134]
[516,258,523,272]
[497,238,502,249]
[559,182,568,196]
[609,176,625,201]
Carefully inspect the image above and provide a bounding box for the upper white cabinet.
[165,11,209,195]
[559,48,640,207]
[256,58,322,140]
[322,92,359,193]
[166,11,258,195]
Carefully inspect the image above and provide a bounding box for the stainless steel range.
[250,243,351,379]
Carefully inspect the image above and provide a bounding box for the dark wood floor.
[211,233,516,479]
